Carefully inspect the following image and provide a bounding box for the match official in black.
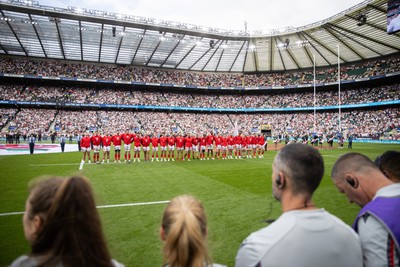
[60,134,66,153]
[28,133,35,155]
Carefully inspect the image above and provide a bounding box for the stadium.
[0,0,399,266]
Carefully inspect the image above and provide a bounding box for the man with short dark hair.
[236,144,362,267]
[374,150,400,183]
[331,152,400,267]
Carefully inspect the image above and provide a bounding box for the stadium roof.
[0,0,399,73]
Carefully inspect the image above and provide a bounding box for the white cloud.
[38,0,365,30]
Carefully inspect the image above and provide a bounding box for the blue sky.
[38,0,366,31]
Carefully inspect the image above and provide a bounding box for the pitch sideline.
[0,200,170,217]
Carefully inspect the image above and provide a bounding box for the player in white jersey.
[236,144,363,267]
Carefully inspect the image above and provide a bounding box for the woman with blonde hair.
[11,175,124,267]
[160,195,225,267]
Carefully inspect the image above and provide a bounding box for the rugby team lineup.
[77,130,350,164]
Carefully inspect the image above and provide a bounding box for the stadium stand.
[1,56,400,87]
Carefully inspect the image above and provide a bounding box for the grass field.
[0,142,398,267]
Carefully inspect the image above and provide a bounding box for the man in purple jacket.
[331,152,400,267]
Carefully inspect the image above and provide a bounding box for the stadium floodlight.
[356,14,367,26]
[209,40,215,48]
[284,38,290,47]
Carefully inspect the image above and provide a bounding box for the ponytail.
[162,195,211,267]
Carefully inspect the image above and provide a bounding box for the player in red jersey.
[234,134,243,159]
[175,134,185,161]
[102,133,112,163]
[206,132,215,160]
[184,134,193,161]
[221,135,228,160]
[122,129,134,163]
[133,133,142,162]
[159,134,168,161]
[151,133,159,162]
[112,131,122,162]
[80,132,92,163]
[214,134,222,159]
[141,133,151,161]
[167,134,176,161]
[246,134,253,158]
[241,133,248,158]
[191,134,199,160]
[252,133,258,157]
[91,131,102,164]
[199,133,207,160]
[257,133,266,158]
[227,134,235,159]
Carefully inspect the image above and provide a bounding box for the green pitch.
[0,142,398,267]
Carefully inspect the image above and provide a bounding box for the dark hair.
[27,176,114,267]
[331,152,377,181]
[161,195,211,267]
[375,150,400,182]
[275,144,324,196]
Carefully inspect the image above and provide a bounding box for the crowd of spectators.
[2,108,398,140]
[9,109,56,135]
[1,55,399,87]
[1,55,399,140]
[0,108,17,129]
[0,83,398,109]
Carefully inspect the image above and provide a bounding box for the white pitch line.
[79,160,84,170]
[97,200,170,209]
[0,211,24,216]
[0,200,170,217]
[30,163,80,167]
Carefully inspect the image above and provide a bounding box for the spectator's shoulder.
[111,259,125,267]
[10,255,35,267]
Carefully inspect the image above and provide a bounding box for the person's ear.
[32,215,42,237]
[160,226,166,241]
[276,173,286,189]
[381,170,390,179]
[345,175,359,189]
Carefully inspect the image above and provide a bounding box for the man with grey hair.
[236,144,362,267]
[331,152,400,267]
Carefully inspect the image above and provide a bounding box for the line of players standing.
[80,130,267,164]
[271,132,351,151]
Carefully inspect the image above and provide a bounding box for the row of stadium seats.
[0,83,398,108]
[1,54,399,87]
